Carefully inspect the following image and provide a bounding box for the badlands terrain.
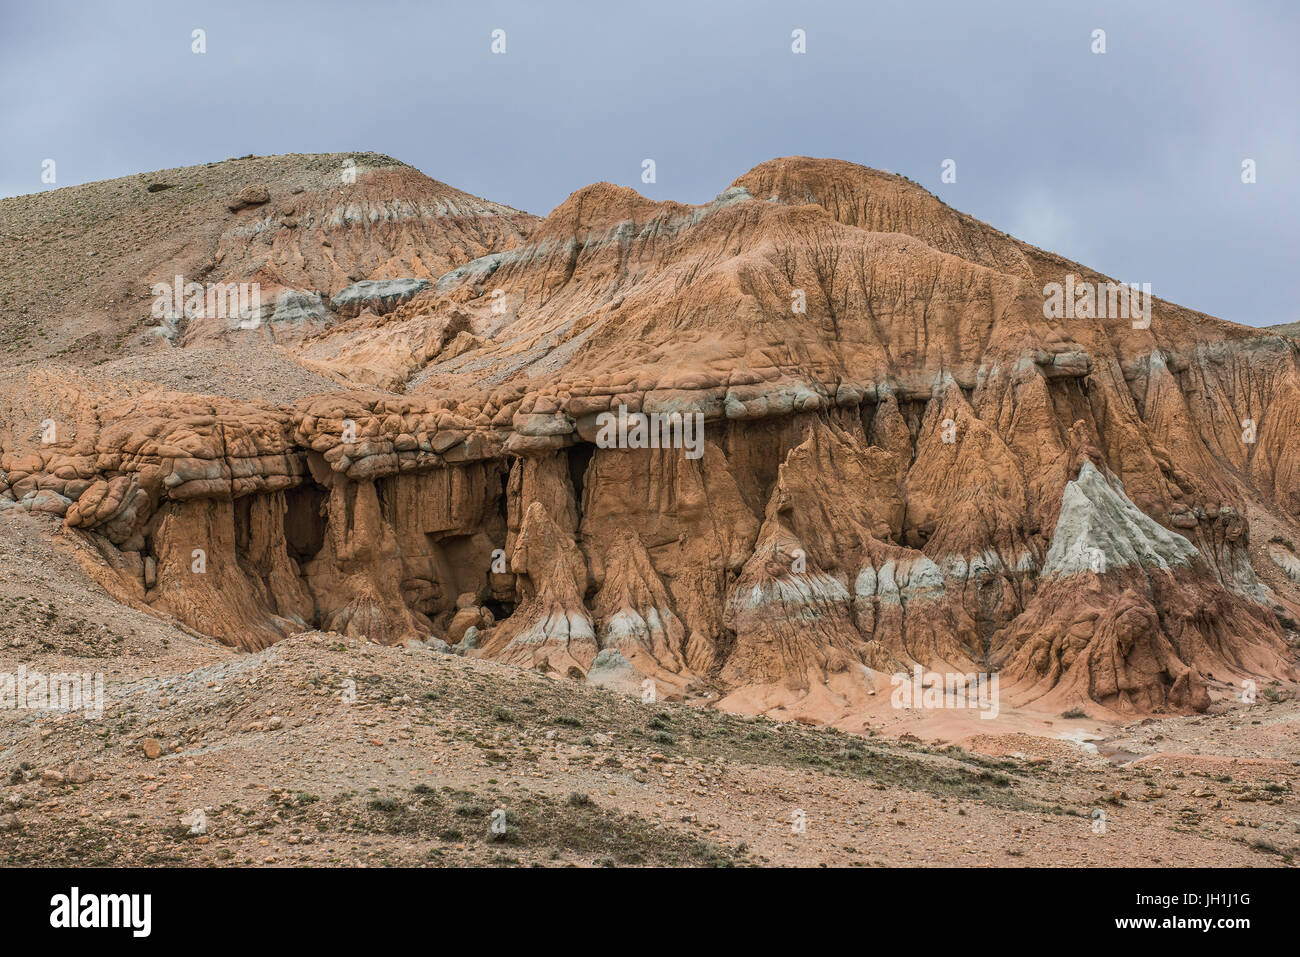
[0,152,1297,865]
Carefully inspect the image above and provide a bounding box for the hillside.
[1,152,1298,730]
[1,510,1294,867]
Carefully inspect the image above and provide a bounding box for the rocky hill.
[2,153,1297,728]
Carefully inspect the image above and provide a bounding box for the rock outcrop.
[3,153,1297,723]
[330,278,431,318]
[997,462,1290,714]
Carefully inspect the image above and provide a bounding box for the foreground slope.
[1,511,1295,867]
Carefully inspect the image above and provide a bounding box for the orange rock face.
[3,153,1296,723]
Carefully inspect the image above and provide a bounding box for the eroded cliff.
[3,154,1297,723]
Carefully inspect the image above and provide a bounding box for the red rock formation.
[4,153,1297,722]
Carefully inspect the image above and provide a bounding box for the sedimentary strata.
[3,154,1296,720]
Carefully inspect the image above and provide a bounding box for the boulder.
[226,184,270,211]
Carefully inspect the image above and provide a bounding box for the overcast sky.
[2,0,1296,325]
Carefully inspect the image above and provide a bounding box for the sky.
[1,0,1296,325]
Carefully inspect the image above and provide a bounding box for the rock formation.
[2,152,1296,722]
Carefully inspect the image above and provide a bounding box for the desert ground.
[2,510,1295,868]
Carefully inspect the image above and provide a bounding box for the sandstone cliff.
[3,153,1296,722]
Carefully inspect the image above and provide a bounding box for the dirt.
[1,512,1295,868]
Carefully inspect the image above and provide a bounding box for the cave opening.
[497,466,510,526]
[285,483,328,565]
[434,533,485,603]
[375,476,394,524]
[566,442,594,518]
[483,598,516,621]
